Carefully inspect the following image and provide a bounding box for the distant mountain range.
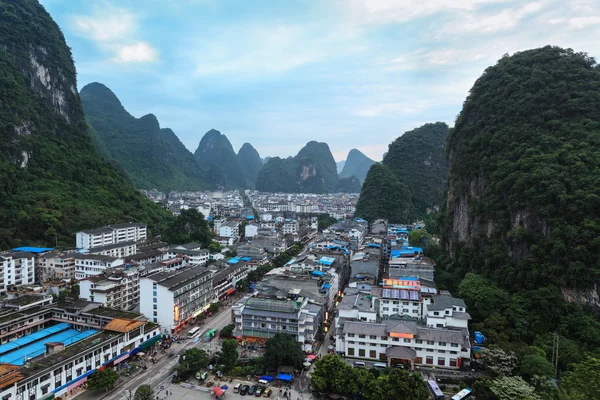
[81,82,209,191]
[339,149,375,184]
[82,87,374,192]
[336,160,346,173]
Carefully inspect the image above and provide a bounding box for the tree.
[311,354,355,394]
[209,302,220,314]
[408,228,432,247]
[208,241,222,253]
[365,369,429,400]
[134,385,154,400]
[162,209,212,246]
[519,351,554,382]
[220,339,238,372]
[236,279,249,292]
[220,324,235,339]
[489,376,540,400]
[176,348,209,380]
[457,273,511,322]
[559,357,600,400]
[264,333,304,370]
[317,214,338,231]
[479,347,518,377]
[87,368,119,391]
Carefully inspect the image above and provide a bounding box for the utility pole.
[552,332,559,378]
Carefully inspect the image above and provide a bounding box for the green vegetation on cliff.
[433,46,600,390]
[194,129,246,189]
[356,122,448,222]
[81,82,208,191]
[256,141,339,193]
[339,148,375,184]
[0,0,171,249]
[336,176,362,193]
[236,142,262,188]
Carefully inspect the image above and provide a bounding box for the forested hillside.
[339,148,375,183]
[237,142,263,188]
[433,46,600,396]
[356,122,448,223]
[0,0,171,249]
[81,82,208,191]
[194,129,246,189]
[256,141,340,193]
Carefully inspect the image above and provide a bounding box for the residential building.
[232,296,321,351]
[0,251,35,294]
[37,253,76,282]
[79,268,141,310]
[73,254,124,280]
[245,224,258,238]
[219,221,240,240]
[282,221,299,235]
[211,263,249,301]
[87,241,137,258]
[236,244,268,265]
[140,266,213,333]
[76,223,147,250]
[164,248,210,266]
[125,250,164,266]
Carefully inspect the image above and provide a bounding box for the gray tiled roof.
[416,327,466,345]
[343,321,387,337]
[427,295,466,311]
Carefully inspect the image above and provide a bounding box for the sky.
[40,0,600,162]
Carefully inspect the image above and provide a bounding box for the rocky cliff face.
[194,129,246,188]
[441,46,600,297]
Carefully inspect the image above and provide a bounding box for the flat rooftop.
[86,308,141,319]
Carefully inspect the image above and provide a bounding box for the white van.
[233,383,241,393]
[352,361,366,368]
[372,362,387,369]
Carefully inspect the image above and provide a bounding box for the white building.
[245,224,258,238]
[87,241,137,258]
[164,248,210,266]
[79,268,140,310]
[0,251,35,294]
[140,266,213,333]
[37,253,76,282]
[76,223,147,250]
[219,221,240,240]
[260,213,273,222]
[73,254,124,280]
[282,221,299,235]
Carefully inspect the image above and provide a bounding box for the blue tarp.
[13,247,53,253]
[260,376,274,382]
[312,270,324,276]
[277,374,293,382]
[318,257,335,266]
[227,257,240,264]
[241,257,252,261]
[246,216,255,220]
[322,283,331,289]
[366,243,380,248]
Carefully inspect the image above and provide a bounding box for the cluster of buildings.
[248,192,359,220]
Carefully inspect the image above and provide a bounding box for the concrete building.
[282,221,299,235]
[79,268,141,311]
[245,224,258,238]
[87,241,137,258]
[73,254,124,280]
[236,244,268,265]
[0,252,36,294]
[164,248,210,266]
[140,266,213,334]
[37,253,76,282]
[219,221,240,241]
[76,223,147,250]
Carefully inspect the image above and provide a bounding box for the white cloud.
[355,101,429,117]
[113,42,158,63]
[568,16,600,28]
[71,4,158,64]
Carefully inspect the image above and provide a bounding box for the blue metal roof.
[241,257,252,261]
[322,283,331,289]
[318,257,335,266]
[312,270,324,276]
[227,257,240,264]
[13,247,54,253]
[246,215,255,220]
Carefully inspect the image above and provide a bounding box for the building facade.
[76,223,147,250]
[0,252,36,294]
[73,254,124,280]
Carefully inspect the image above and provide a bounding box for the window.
[402,302,409,305]
[402,309,409,313]
[412,302,419,306]
[348,333,355,337]
[392,308,399,312]
[392,338,399,342]
[451,343,459,347]
[439,342,446,346]
[426,349,434,352]
[348,341,355,344]
[359,342,366,345]
[358,349,365,357]
[433,311,439,316]
[438,357,445,366]
[359,334,366,338]
[153,311,157,316]
[403,338,411,343]
[436,324,444,328]
[153,305,157,310]
[370,350,377,358]
[427,341,434,345]
[392,301,399,305]
[445,310,450,315]
[347,348,355,356]
[415,339,422,344]
[415,347,422,351]
[426,356,433,365]
[439,350,446,353]
[369,335,376,339]
[450,351,457,355]
[412,310,419,314]
[380,336,387,341]
[383,307,389,311]
[153,291,157,296]
[153,298,157,303]
[450,358,458,367]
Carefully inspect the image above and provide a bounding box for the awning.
[306,354,317,360]
[53,370,95,395]
[259,376,274,382]
[226,287,236,296]
[386,346,416,360]
[277,374,293,382]
[139,334,162,351]
[311,270,324,277]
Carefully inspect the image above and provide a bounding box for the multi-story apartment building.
[245,224,258,238]
[87,241,137,258]
[0,252,35,294]
[76,223,147,250]
[0,296,160,400]
[37,253,76,282]
[73,254,124,280]
[164,248,210,266]
[236,244,267,265]
[140,267,213,334]
[211,263,249,301]
[282,221,299,235]
[232,295,321,351]
[79,268,141,311]
[219,221,240,240]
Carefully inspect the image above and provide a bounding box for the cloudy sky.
[40,0,600,161]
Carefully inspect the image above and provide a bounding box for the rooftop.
[427,295,467,311]
[88,241,136,253]
[86,307,141,319]
[146,266,212,291]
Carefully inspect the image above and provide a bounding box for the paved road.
[93,305,234,400]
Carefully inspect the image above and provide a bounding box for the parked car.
[248,385,258,395]
[255,386,264,397]
[352,361,366,369]
[240,385,250,395]
[263,389,273,398]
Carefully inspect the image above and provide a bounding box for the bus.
[205,328,218,341]
[188,327,201,337]
[427,380,444,400]
[451,388,472,400]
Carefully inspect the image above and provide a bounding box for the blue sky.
[40,0,600,161]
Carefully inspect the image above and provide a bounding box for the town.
[0,190,475,400]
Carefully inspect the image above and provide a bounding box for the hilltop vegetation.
[0,0,171,249]
[194,129,246,189]
[81,82,208,191]
[237,143,263,188]
[339,148,375,184]
[356,122,449,223]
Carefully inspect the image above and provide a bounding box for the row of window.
[346,348,459,367]
[381,301,419,306]
[346,333,459,347]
